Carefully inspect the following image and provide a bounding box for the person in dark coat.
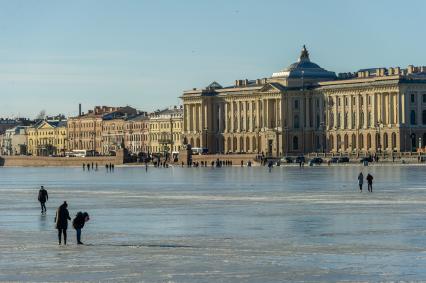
[358,172,364,192]
[38,186,48,213]
[366,173,374,192]
[73,212,90,245]
[55,201,71,245]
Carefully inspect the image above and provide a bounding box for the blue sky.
[0,0,425,118]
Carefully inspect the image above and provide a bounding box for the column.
[230,101,234,132]
[256,100,260,130]
[381,93,385,124]
[305,97,310,129]
[356,95,360,129]
[363,93,368,128]
[264,99,269,128]
[397,92,402,125]
[372,93,377,127]
[236,101,241,132]
[201,101,205,134]
[224,102,228,132]
[334,95,338,129]
[348,95,353,129]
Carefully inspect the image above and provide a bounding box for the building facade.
[27,120,67,156]
[2,126,29,155]
[124,114,150,155]
[182,46,426,156]
[148,107,184,155]
[67,106,137,155]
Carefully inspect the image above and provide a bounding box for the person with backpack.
[366,173,374,192]
[73,212,90,245]
[38,186,48,214]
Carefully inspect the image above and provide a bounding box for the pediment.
[37,121,55,129]
[258,83,285,93]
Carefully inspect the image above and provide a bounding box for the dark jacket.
[72,212,87,230]
[55,204,71,229]
[38,189,48,203]
[366,174,374,184]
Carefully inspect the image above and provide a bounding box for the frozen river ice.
[1,165,426,282]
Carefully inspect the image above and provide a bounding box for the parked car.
[281,157,294,163]
[310,157,323,165]
[329,157,339,163]
[338,157,350,163]
[295,156,305,163]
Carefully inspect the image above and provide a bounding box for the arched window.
[391,132,397,149]
[352,134,356,149]
[337,134,341,151]
[329,113,334,128]
[423,110,426,125]
[239,137,244,152]
[227,137,231,152]
[293,136,299,150]
[360,112,364,127]
[233,137,237,152]
[383,133,388,150]
[344,134,349,150]
[329,135,334,150]
[411,110,416,125]
[246,137,250,152]
[411,133,416,150]
[252,137,257,152]
[359,134,364,150]
[294,115,300,129]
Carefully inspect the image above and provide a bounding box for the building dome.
[272,45,336,80]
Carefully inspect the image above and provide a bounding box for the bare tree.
[36,110,46,120]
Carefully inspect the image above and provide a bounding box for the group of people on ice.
[38,186,90,245]
[357,172,374,192]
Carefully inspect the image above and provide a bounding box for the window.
[294,100,299,109]
[423,94,426,103]
[411,94,415,103]
[293,115,300,129]
[423,110,426,125]
[338,98,341,106]
[293,136,299,150]
[410,110,416,125]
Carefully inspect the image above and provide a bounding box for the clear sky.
[1,0,425,118]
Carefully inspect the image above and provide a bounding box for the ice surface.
[0,165,426,282]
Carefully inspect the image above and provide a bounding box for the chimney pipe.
[79,103,82,116]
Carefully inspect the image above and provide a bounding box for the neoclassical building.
[148,107,183,155]
[181,46,426,156]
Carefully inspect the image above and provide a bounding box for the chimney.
[79,103,82,116]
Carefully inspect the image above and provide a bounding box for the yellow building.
[182,46,426,157]
[27,120,67,156]
[148,107,183,156]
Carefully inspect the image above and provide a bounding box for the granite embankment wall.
[0,151,124,167]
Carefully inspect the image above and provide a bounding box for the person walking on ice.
[366,173,374,192]
[358,172,364,192]
[38,186,48,214]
